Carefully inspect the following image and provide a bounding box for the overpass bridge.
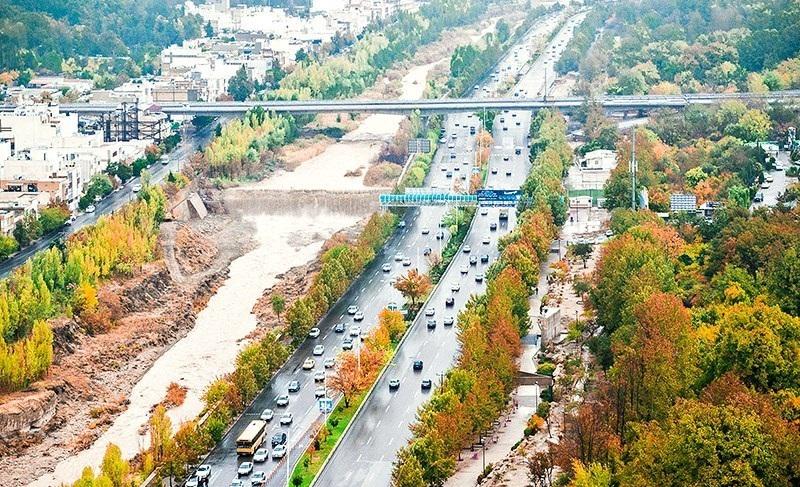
[3,91,799,116]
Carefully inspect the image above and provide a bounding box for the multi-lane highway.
[0,117,227,278]
[313,11,585,487]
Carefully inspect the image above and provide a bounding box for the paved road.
[752,150,798,210]
[313,12,584,487]
[0,117,227,279]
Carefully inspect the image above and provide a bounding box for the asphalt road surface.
[0,116,228,278]
[313,11,585,487]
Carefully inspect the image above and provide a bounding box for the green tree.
[271,294,286,324]
[727,184,751,209]
[0,234,19,260]
[204,21,214,37]
[765,243,800,315]
[228,65,254,102]
[392,447,426,487]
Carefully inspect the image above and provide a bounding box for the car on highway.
[435,231,445,240]
[334,322,345,333]
[389,379,401,390]
[413,360,424,371]
[342,337,354,350]
[185,476,199,487]
[86,204,96,213]
[424,307,435,316]
[324,357,336,368]
[250,471,266,486]
[451,282,460,292]
[394,253,404,261]
[398,220,406,228]
[463,245,471,253]
[302,358,315,370]
[446,171,453,178]
[271,432,287,447]
[230,480,244,487]
[276,395,289,407]
[260,408,274,421]
[313,344,325,356]
[308,327,321,338]
[288,380,300,392]
[491,167,498,174]
[238,462,253,476]
[421,379,433,390]
[315,386,327,398]
[132,183,142,192]
[481,254,490,263]
[460,264,469,274]
[469,255,477,265]
[280,413,294,425]
[475,273,484,282]
[761,181,770,189]
[490,222,497,231]
[353,311,364,321]
[386,301,399,311]
[482,236,491,245]
[196,465,211,481]
[605,229,614,237]
[272,445,287,459]
[314,370,326,382]
[347,305,358,315]
[402,257,412,266]
[253,447,269,462]
[421,227,430,235]
[445,296,455,307]
[444,316,455,326]
[382,262,392,272]
[503,155,509,161]
[349,325,362,337]
[480,207,489,216]
[427,319,437,329]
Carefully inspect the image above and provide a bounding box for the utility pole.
[630,127,637,210]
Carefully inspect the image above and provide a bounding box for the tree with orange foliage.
[394,268,431,309]
[377,309,406,343]
[328,351,362,407]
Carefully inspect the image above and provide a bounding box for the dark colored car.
[489,222,497,231]
[413,360,424,371]
[421,379,433,390]
[480,254,490,263]
[445,296,455,307]
[287,380,300,393]
[334,322,345,333]
[271,432,287,447]
[426,319,437,329]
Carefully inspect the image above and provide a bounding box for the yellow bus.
[236,420,267,455]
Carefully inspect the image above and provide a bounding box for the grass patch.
[290,389,367,487]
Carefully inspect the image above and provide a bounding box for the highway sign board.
[476,189,520,208]
[318,398,333,413]
[407,138,432,154]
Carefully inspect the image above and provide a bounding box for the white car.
[253,448,269,462]
[424,307,435,317]
[276,395,289,407]
[451,282,460,292]
[313,345,325,356]
[185,477,199,487]
[85,204,96,213]
[303,358,315,370]
[353,311,364,321]
[394,253,404,261]
[315,386,327,398]
[237,462,253,476]
[347,305,358,315]
[350,325,362,337]
[382,263,392,272]
[132,183,142,192]
[308,327,321,338]
[280,413,293,425]
[402,258,412,266]
[196,465,211,480]
[272,445,287,459]
[421,227,430,235]
[482,236,491,245]
[314,370,326,382]
[260,408,274,421]
[324,358,336,368]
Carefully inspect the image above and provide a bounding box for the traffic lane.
[315,208,517,487]
[206,206,450,487]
